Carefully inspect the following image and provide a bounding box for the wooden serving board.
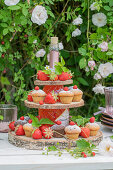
[8,131,103,150]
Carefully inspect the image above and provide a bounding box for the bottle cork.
[51,37,58,45]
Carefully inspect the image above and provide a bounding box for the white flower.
[98,41,108,52]
[59,42,64,50]
[72,28,81,37]
[94,73,101,80]
[99,138,113,155]
[31,5,48,25]
[36,49,46,58]
[42,146,48,154]
[92,84,105,94]
[4,0,20,6]
[88,60,96,70]
[90,2,99,11]
[72,15,83,25]
[85,66,89,72]
[33,40,37,44]
[98,62,113,78]
[45,65,50,70]
[92,13,107,27]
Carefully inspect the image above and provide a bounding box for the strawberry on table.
[9,121,15,131]
[28,119,32,124]
[69,121,75,125]
[32,129,42,139]
[20,116,24,120]
[59,72,69,81]
[35,86,39,90]
[39,125,49,131]
[39,100,44,105]
[44,91,58,104]
[15,125,25,136]
[90,117,95,123]
[37,70,49,81]
[42,127,53,139]
[80,127,90,138]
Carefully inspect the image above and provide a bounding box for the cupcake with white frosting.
[59,87,74,104]
[31,86,46,103]
[85,122,100,136]
[69,85,83,102]
[65,124,81,140]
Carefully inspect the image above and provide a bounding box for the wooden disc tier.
[8,131,103,150]
[24,99,84,109]
[34,79,73,85]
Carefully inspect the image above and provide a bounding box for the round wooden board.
[34,79,73,85]
[24,99,84,109]
[8,131,103,150]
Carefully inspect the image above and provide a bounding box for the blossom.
[31,5,48,25]
[85,66,89,72]
[33,40,37,44]
[4,0,20,6]
[59,42,64,50]
[98,138,113,155]
[42,147,48,154]
[92,84,105,94]
[98,62,113,78]
[35,49,46,58]
[88,60,96,70]
[72,28,81,37]
[94,73,101,80]
[45,65,50,70]
[90,2,99,11]
[98,41,108,52]
[72,15,83,25]
[92,13,107,27]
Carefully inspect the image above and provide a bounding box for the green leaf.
[106,52,113,55]
[8,5,21,10]
[28,114,40,128]
[54,65,62,75]
[76,139,90,149]
[76,118,89,126]
[3,28,8,35]
[48,146,57,151]
[0,77,10,85]
[78,48,87,56]
[1,23,8,27]
[61,56,65,66]
[0,115,3,120]
[104,6,111,11]
[79,58,87,69]
[22,7,28,16]
[39,118,54,125]
[77,77,89,86]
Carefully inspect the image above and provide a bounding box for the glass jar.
[0,104,17,132]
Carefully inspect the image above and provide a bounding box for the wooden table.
[0,123,113,170]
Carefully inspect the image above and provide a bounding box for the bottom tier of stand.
[8,131,103,150]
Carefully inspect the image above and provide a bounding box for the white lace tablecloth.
[0,123,113,170]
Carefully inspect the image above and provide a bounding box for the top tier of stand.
[34,79,73,86]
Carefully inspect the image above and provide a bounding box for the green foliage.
[71,115,89,127]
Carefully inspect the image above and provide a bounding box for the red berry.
[64,87,69,91]
[37,70,49,81]
[80,127,90,138]
[32,129,42,139]
[92,152,95,156]
[81,152,85,155]
[20,116,24,120]
[9,121,15,131]
[39,125,49,131]
[59,72,69,81]
[3,69,6,74]
[39,100,44,105]
[27,94,33,102]
[35,86,39,90]
[1,54,5,58]
[28,119,32,124]
[24,34,28,38]
[84,154,87,158]
[73,85,77,89]
[42,127,53,139]
[69,121,75,125]
[15,125,25,136]
[90,117,95,123]
[1,41,4,45]
[55,120,62,125]
[44,92,57,104]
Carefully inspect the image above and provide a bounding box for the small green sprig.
[71,115,89,127]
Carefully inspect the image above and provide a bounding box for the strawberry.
[39,100,44,105]
[69,121,75,125]
[1,41,4,45]
[9,121,15,131]
[81,152,85,155]
[15,125,25,136]
[90,117,95,123]
[42,127,53,139]
[59,72,69,81]
[35,86,39,90]
[39,125,49,131]
[92,152,95,156]
[55,120,62,125]
[68,73,72,79]
[84,154,87,158]
[32,129,42,139]
[80,127,90,138]
[28,119,32,124]
[44,91,58,104]
[3,69,6,74]
[24,34,28,38]
[64,87,69,91]
[49,72,58,81]
[1,54,5,58]
[73,85,77,89]
[20,116,24,120]
[37,70,49,81]
[27,94,33,102]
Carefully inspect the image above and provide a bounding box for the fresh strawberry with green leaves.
[42,127,53,139]
[80,127,90,138]
[9,121,15,131]
[32,129,42,139]
[37,70,49,81]
[44,91,58,104]
[15,125,25,136]
[59,72,69,81]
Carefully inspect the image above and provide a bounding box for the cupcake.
[85,122,100,136]
[23,123,34,137]
[58,87,74,104]
[69,85,83,102]
[31,86,46,103]
[65,125,81,140]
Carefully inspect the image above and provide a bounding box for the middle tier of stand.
[34,79,73,85]
[24,99,84,109]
